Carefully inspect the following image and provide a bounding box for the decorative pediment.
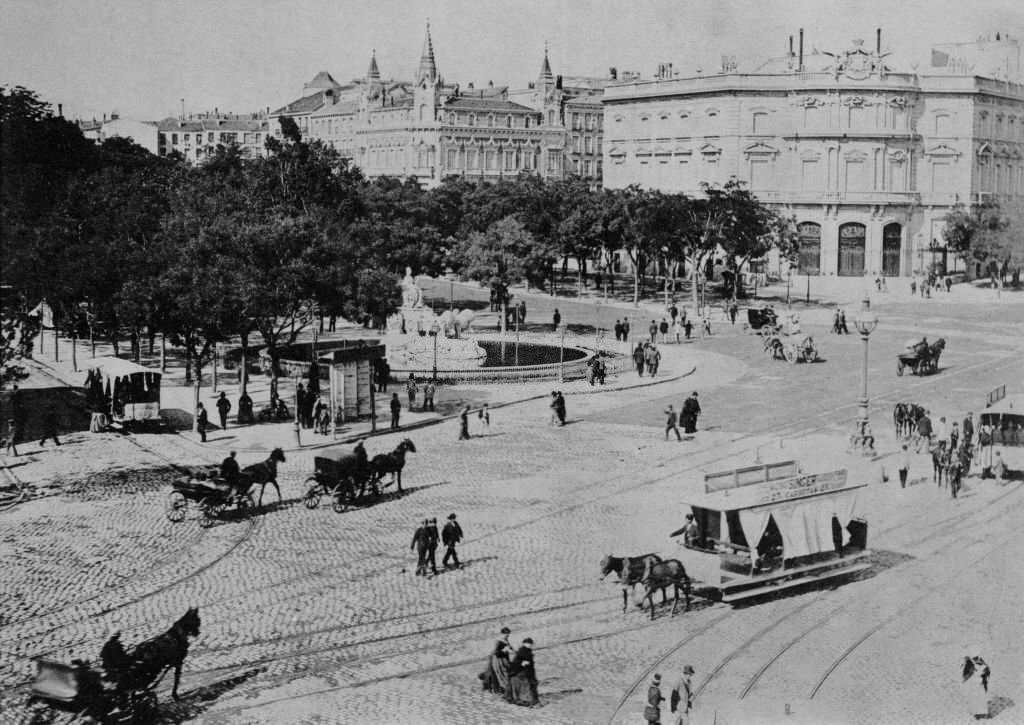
[673,146,693,155]
[994,144,1011,158]
[798,95,825,108]
[659,112,670,121]
[700,143,722,157]
[976,142,993,156]
[887,149,908,163]
[888,96,908,109]
[1010,147,1022,160]
[743,142,780,157]
[926,144,961,159]
[843,150,868,162]
[653,145,672,156]
[635,146,652,157]
[799,149,822,161]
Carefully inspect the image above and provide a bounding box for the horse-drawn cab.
[743,306,779,335]
[897,336,946,376]
[676,459,870,604]
[303,443,375,513]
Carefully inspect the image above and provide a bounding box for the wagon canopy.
[980,394,1024,446]
[686,462,865,560]
[84,357,161,421]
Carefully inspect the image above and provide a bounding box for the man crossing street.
[442,513,463,569]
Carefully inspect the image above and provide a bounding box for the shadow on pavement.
[162,667,265,723]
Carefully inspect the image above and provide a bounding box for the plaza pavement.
[3,276,1024,725]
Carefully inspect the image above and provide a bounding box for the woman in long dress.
[482,627,512,694]
[505,637,539,706]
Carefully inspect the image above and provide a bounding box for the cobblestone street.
[3,285,1024,724]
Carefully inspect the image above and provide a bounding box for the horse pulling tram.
[303,439,416,512]
[29,608,200,724]
[166,449,285,526]
[676,460,870,604]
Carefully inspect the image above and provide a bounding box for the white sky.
[2,0,1023,122]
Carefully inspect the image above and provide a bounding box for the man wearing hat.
[442,513,464,569]
[424,517,440,575]
[645,673,665,723]
[671,666,695,724]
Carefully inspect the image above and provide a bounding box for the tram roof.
[981,394,1024,418]
[685,466,866,513]
[85,357,162,379]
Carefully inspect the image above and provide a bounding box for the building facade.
[603,34,1024,277]
[271,26,610,188]
[77,114,159,155]
[156,113,270,164]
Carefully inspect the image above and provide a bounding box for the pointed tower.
[416,22,438,86]
[539,44,554,85]
[538,43,560,127]
[366,49,381,83]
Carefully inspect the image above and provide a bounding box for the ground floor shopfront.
[789,204,965,278]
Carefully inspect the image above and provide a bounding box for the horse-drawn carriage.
[303,439,416,512]
[897,338,946,376]
[742,306,779,335]
[29,608,200,724]
[763,331,819,364]
[166,449,285,526]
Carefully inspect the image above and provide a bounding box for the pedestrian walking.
[683,319,693,340]
[425,517,440,575]
[950,421,960,451]
[196,402,208,443]
[681,392,701,435]
[614,319,623,341]
[831,513,844,557]
[633,343,646,377]
[647,344,661,377]
[622,318,631,341]
[422,379,436,412]
[442,513,463,569]
[555,391,566,425]
[838,309,849,334]
[645,673,665,724]
[478,403,490,429]
[459,405,471,440]
[701,316,712,337]
[39,402,61,447]
[216,391,231,430]
[549,391,561,425]
[506,637,539,706]
[961,653,991,720]
[3,418,19,457]
[728,300,738,325]
[411,519,430,576]
[659,318,669,344]
[664,405,682,441]
[671,318,682,344]
[406,374,418,409]
[518,300,527,324]
[237,391,254,424]
[552,308,561,331]
[296,383,307,426]
[898,443,911,488]
[648,320,658,344]
[390,393,401,429]
[963,412,975,448]
[670,666,695,725]
[669,303,679,323]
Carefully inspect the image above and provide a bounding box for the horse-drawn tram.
[677,460,871,604]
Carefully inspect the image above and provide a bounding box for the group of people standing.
[410,513,463,575]
[645,667,696,725]
[479,627,539,707]
[633,342,662,377]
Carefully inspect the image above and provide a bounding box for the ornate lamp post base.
[849,296,879,455]
[849,416,876,453]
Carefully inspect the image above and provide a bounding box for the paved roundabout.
[3,289,1024,724]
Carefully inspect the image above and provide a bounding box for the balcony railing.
[753,190,921,205]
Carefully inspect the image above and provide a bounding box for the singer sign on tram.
[756,469,848,505]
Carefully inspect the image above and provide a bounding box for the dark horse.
[640,558,691,620]
[600,554,663,614]
[370,438,416,493]
[240,447,286,508]
[893,402,925,439]
[100,607,201,702]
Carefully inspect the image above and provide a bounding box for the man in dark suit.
[442,513,463,569]
[425,518,440,575]
[410,519,430,576]
[963,412,975,447]
[390,393,401,429]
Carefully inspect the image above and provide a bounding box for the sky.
[3,0,1024,122]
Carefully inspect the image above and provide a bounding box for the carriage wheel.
[237,492,256,512]
[332,490,351,513]
[166,491,188,523]
[897,361,905,376]
[784,346,798,364]
[802,347,817,363]
[200,499,224,527]
[303,479,322,509]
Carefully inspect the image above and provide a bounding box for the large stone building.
[603,32,1024,278]
[270,26,612,188]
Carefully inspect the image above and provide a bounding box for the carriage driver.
[354,439,369,478]
[220,451,242,499]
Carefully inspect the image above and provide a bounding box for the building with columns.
[603,32,1024,278]
[270,26,611,188]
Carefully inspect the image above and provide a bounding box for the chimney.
[799,29,804,71]
[789,36,794,57]
[556,74,562,89]
[57,103,63,117]
[876,28,881,54]
[102,113,107,122]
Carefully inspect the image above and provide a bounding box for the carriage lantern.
[850,296,878,453]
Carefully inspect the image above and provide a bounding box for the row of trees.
[943,202,1024,291]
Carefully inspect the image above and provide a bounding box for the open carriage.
[676,460,870,604]
[742,306,779,335]
[166,470,256,527]
[763,332,819,364]
[896,338,946,376]
[303,444,377,513]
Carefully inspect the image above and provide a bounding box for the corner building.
[603,35,1024,277]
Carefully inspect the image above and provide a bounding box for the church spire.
[416,21,438,84]
[366,49,380,82]
[539,43,553,83]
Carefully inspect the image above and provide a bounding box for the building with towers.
[270,24,611,187]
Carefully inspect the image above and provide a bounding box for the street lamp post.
[558,323,567,383]
[849,296,879,453]
[430,320,440,382]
